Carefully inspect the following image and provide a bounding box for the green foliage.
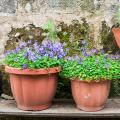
[60,54,120,82]
[5,53,60,69]
[57,19,94,56]
[6,24,45,51]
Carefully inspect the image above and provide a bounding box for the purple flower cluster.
[107,53,120,60]
[65,56,84,65]
[41,40,66,58]
[6,40,66,65]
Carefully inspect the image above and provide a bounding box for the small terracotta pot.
[112,28,120,48]
[5,66,61,111]
[71,79,110,112]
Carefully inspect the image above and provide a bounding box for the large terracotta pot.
[71,79,110,112]
[112,28,120,48]
[5,66,61,111]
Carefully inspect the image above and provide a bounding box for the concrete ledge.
[0,99,120,118]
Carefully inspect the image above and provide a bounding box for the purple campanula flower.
[66,57,73,61]
[14,58,18,62]
[57,54,63,58]
[81,47,87,53]
[15,47,21,53]
[22,64,28,69]
[100,48,105,54]
[27,40,32,44]
[47,41,53,50]
[81,40,88,46]
[75,55,79,60]
[115,55,120,59]
[77,57,84,64]
[44,53,48,57]
[48,52,54,58]
[34,42,40,50]
[66,48,70,52]
[107,54,115,60]
[79,57,84,61]
[24,51,29,58]
[11,49,18,54]
[53,42,63,52]
[5,51,12,56]
[42,39,51,48]
[90,48,98,55]
[39,47,46,55]
[78,60,82,64]
[28,52,37,62]
[19,42,27,48]
[83,51,90,57]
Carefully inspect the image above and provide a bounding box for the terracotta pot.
[5,66,61,111]
[112,28,120,48]
[71,79,110,112]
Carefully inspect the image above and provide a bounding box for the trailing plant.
[5,40,66,69]
[42,20,58,42]
[60,40,120,82]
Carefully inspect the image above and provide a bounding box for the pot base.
[77,105,104,112]
[17,104,51,111]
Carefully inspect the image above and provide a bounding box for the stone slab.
[0,99,120,118]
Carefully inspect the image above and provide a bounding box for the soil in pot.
[71,80,110,112]
[5,66,61,111]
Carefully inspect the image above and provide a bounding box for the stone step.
[0,99,119,118]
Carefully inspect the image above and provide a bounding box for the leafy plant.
[57,19,94,56]
[6,24,45,51]
[60,44,120,81]
[5,40,66,69]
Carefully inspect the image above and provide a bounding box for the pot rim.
[112,27,120,32]
[70,78,110,83]
[5,66,61,75]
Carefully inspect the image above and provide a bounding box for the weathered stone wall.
[0,0,119,60]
